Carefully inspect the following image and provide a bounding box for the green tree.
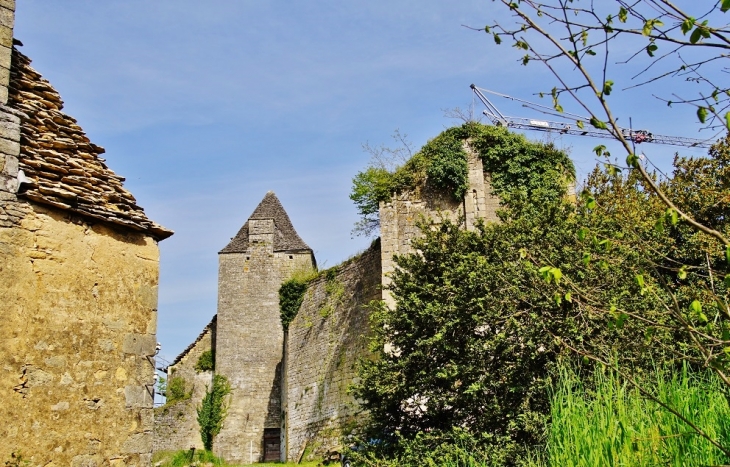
[354,132,730,462]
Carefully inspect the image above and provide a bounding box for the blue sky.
[14,1,711,365]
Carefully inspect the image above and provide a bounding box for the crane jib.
[470,85,713,149]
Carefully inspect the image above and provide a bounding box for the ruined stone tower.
[215,192,315,463]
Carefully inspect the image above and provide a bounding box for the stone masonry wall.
[0,1,24,228]
[215,241,314,463]
[153,322,215,453]
[0,204,161,467]
[379,148,500,308]
[283,241,382,461]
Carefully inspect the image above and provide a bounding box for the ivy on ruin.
[350,122,575,235]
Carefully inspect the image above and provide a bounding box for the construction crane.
[470,84,714,149]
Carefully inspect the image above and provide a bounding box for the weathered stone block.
[124,385,153,408]
[122,333,157,356]
[0,25,10,52]
[122,432,153,454]
[0,135,19,156]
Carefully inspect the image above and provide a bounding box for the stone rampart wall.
[283,241,382,461]
[153,324,215,453]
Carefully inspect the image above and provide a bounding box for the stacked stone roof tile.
[8,47,173,240]
[220,191,311,254]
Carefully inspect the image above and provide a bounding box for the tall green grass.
[529,363,730,467]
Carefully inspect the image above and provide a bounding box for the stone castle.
[155,148,502,463]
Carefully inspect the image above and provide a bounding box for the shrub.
[195,350,215,372]
[166,376,190,405]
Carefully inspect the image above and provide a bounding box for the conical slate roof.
[220,191,311,254]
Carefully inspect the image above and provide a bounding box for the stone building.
[0,4,172,465]
[158,147,502,463]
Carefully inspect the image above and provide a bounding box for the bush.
[195,350,215,372]
[166,376,190,405]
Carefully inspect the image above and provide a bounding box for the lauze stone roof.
[8,47,173,240]
[220,191,311,254]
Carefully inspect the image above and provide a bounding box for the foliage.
[346,428,512,467]
[350,122,574,236]
[195,350,215,372]
[4,453,28,467]
[154,449,229,467]
[166,376,191,406]
[354,134,730,461]
[197,374,231,451]
[526,362,730,467]
[485,1,730,135]
[153,450,324,467]
[279,278,309,330]
[156,374,167,397]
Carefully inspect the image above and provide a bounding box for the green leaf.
[618,7,628,23]
[590,117,607,129]
[665,208,678,225]
[565,292,572,303]
[724,274,730,288]
[551,267,563,284]
[725,112,730,131]
[582,252,591,266]
[678,266,687,280]
[522,54,530,66]
[519,247,527,259]
[690,27,703,44]
[626,153,639,168]
[726,245,730,264]
[655,217,665,233]
[690,299,703,314]
[585,49,597,56]
[646,43,658,57]
[484,25,491,33]
[603,80,614,95]
[697,106,708,123]
[577,120,584,129]
[635,274,645,287]
[643,20,652,35]
[577,227,588,241]
[681,18,695,34]
[581,29,588,46]
[723,0,730,13]
[586,196,596,210]
[593,144,607,156]
[493,33,502,45]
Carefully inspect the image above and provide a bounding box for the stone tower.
[215,191,315,463]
